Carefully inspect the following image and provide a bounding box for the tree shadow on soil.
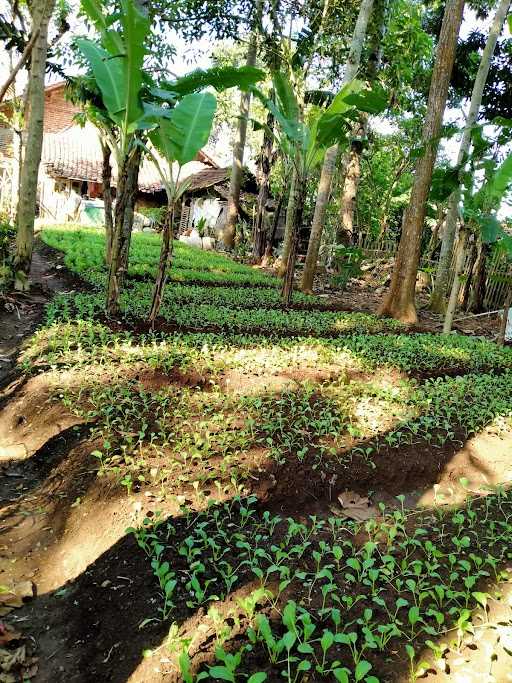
[1,370,509,681]
[17,478,512,683]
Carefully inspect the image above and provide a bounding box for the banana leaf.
[149,91,217,167]
[76,39,125,118]
[160,65,265,97]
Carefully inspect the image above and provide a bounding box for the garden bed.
[1,230,512,683]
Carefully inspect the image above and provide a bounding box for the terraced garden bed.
[1,228,512,683]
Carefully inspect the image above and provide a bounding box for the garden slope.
[1,229,512,682]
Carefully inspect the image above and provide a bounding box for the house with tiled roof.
[0,82,256,231]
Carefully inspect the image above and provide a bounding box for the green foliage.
[41,226,279,288]
[429,165,461,203]
[0,220,15,288]
[31,225,512,683]
[380,0,433,112]
[160,66,265,97]
[138,206,166,227]
[148,91,217,189]
[131,490,512,680]
[352,127,415,240]
[476,150,512,251]
[331,245,365,290]
[77,0,150,140]
[252,74,386,180]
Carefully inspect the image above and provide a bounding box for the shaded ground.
[0,243,80,388]
[1,241,511,683]
[302,256,504,338]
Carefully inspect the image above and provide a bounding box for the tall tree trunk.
[261,191,283,266]
[106,146,141,316]
[149,202,175,326]
[13,0,55,290]
[282,183,305,305]
[278,167,298,276]
[253,108,274,261]
[443,228,467,333]
[379,0,465,323]
[301,0,375,293]
[222,0,263,249]
[467,238,489,312]
[337,122,366,245]
[430,0,510,313]
[101,139,114,264]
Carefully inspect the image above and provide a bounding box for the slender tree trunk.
[10,127,23,223]
[13,0,55,290]
[460,235,477,309]
[430,0,510,313]
[467,238,489,312]
[0,28,40,105]
[430,198,459,313]
[282,182,305,305]
[425,204,445,260]
[498,289,512,346]
[300,150,336,291]
[222,0,263,249]
[379,0,465,323]
[106,146,141,315]
[443,229,467,333]
[377,159,409,238]
[278,167,298,275]
[253,108,274,260]
[261,191,283,266]
[101,139,114,264]
[301,0,375,293]
[149,202,175,326]
[337,5,386,248]
[337,123,365,245]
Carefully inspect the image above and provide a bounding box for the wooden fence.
[357,233,512,311]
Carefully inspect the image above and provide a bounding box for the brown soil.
[306,257,503,339]
[0,241,85,388]
[1,243,511,683]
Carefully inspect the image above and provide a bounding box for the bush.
[138,206,166,228]
[0,220,15,288]
[331,244,364,290]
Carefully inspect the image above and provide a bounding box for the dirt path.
[0,244,72,388]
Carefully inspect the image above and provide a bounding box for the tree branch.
[0,28,40,104]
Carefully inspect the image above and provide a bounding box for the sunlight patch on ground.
[417,418,512,509]
[416,581,512,683]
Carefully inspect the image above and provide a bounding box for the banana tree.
[76,0,151,315]
[143,91,217,324]
[252,72,385,303]
[141,65,265,324]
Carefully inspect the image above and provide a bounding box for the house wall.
[0,84,80,143]
[38,173,78,221]
[0,83,223,221]
[43,85,81,133]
